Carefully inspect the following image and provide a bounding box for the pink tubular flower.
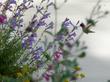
[0,15,7,24]
[43,64,55,82]
[54,49,63,62]
[43,72,51,82]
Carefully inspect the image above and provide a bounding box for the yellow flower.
[74,73,80,79]
[64,79,69,82]
[16,72,23,78]
[80,73,85,78]
[74,66,81,71]
[74,73,85,79]
[24,80,30,82]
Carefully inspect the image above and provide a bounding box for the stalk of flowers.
[39,19,85,82]
[0,0,35,78]
[0,0,109,82]
[19,1,55,67]
[0,0,54,74]
[0,1,88,81]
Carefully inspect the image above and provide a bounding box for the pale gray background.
[57,0,110,82]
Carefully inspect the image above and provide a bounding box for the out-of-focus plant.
[0,26,24,76]
[0,0,109,82]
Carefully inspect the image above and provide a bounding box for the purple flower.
[36,47,44,52]
[66,32,77,44]
[10,17,17,29]
[34,52,41,60]
[28,33,37,47]
[67,32,76,39]
[36,6,44,14]
[22,38,27,49]
[22,42,27,49]
[55,34,64,41]
[0,15,7,24]
[34,47,44,60]
[37,60,44,68]
[8,0,16,4]
[28,36,34,47]
[22,33,37,49]
[46,21,54,29]
[62,18,75,28]
[23,0,27,3]
[15,10,23,17]
[37,20,46,27]
[41,13,50,20]
[31,33,37,37]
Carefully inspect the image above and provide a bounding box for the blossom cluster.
[1,0,107,82]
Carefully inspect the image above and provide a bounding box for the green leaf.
[62,50,70,58]
[43,51,51,61]
[59,42,64,48]
[21,65,30,75]
[60,70,73,82]
[83,28,94,34]
[61,59,78,68]
[76,41,80,46]
[45,31,54,36]
[57,26,68,36]
[78,52,86,58]
[86,19,97,26]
